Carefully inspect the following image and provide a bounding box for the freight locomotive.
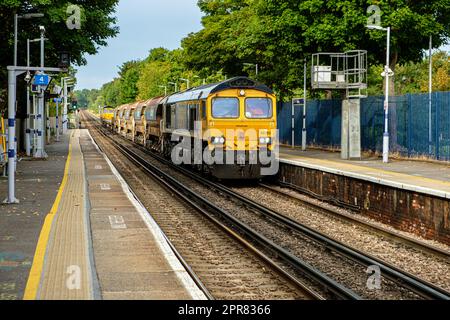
[100,106,115,128]
[110,77,278,179]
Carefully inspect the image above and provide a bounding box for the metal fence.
[277,91,450,161]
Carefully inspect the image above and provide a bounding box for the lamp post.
[25,39,32,156]
[367,24,391,163]
[33,25,48,158]
[26,37,47,156]
[13,13,44,159]
[302,60,307,151]
[180,78,190,90]
[193,75,206,86]
[55,97,60,142]
[244,63,259,79]
[428,36,433,156]
[168,82,178,92]
[14,13,44,66]
[159,85,167,96]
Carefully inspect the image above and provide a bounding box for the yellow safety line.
[281,152,450,188]
[23,141,73,300]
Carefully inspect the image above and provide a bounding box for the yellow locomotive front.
[100,106,115,128]
[161,77,278,179]
[204,86,277,179]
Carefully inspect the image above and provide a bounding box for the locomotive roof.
[164,77,273,104]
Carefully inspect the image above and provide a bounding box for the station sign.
[33,74,50,86]
[292,98,304,105]
[52,85,62,95]
[53,98,62,103]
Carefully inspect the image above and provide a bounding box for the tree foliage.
[368,51,450,96]
[182,0,450,98]
[0,0,119,112]
[76,47,226,110]
[76,0,450,109]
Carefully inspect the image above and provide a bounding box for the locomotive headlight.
[211,136,225,145]
[259,137,271,145]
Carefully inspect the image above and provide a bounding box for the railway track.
[262,182,450,260]
[228,183,450,292]
[83,112,450,300]
[82,112,321,300]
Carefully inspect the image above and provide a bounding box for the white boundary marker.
[85,129,207,300]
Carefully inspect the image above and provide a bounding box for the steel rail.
[111,127,450,300]
[86,111,450,300]
[261,182,450,260]
[85,114,359,300]
[156,159,450,300]
[83,113,326,300]
[80,112,219,300]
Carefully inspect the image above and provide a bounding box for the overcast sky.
[76,0,450,90]
[76,0,203,90]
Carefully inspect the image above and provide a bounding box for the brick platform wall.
[278,163,450,246]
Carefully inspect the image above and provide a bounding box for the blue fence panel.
[277,102,292,145]
[277,91,450,161]
[438,92,450,160]
[409,93,431,158]
[360,96,383,152]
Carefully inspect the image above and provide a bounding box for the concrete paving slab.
[79,130,203,300]
[0,135,69,300]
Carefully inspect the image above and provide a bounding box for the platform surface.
[1,129,204,300]
[79,129,201,300]
[0,136,69,300]
[279,147,450,199]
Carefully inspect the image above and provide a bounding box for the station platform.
[0,135,69,300]
[279,147,450,199]
[0,129,205,300]
[277,147,450,245]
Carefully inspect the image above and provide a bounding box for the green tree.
[137,60,171,100]
[182,0,450,98]
[74,89,90,109]
[118,60,142,104]
[368,51,450,96]
[0,0,119,113]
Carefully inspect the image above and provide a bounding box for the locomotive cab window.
[245,98,273,119]
[212,98,239,119]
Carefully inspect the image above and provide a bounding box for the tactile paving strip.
[79,130,193,300]
[38,130,93,300]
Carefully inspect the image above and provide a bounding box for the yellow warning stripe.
[23,141,73,300]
